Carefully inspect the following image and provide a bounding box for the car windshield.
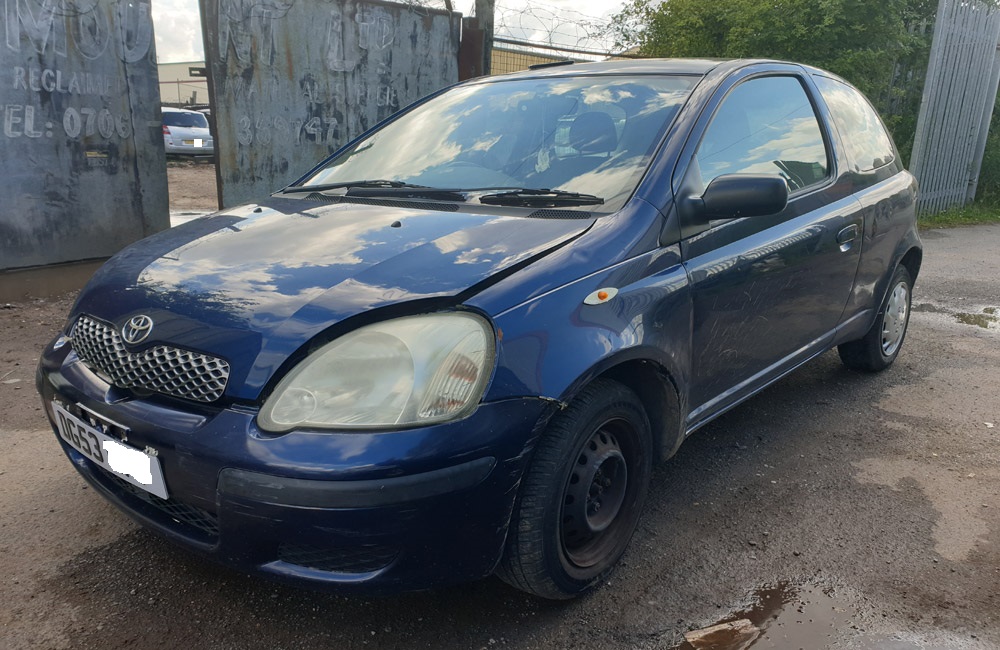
[163,111,209,129]
[300,74,697,211]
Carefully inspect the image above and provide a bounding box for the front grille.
[71,315,230,403]
[101,469,220,540]
[277,542,397,574]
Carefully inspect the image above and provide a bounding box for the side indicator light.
[583,287,619,306]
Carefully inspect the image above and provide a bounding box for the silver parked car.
[162,106,214,157]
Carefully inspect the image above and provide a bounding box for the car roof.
[161,106,201,114]
[478,58,827,84]
[487,58,729,80]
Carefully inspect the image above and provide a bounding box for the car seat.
[531,111,619,189]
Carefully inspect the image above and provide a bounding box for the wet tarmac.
[671,581,935,649]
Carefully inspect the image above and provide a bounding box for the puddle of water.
[0,259,105,302]
[669,582,924,650]
[912,303,948,314]
[955,312,998,328]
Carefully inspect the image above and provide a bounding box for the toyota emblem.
[121,315,154,345]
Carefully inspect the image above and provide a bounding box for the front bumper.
[37,340,549,593]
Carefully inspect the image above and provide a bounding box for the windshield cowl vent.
[527,209,593,219]
[300,193,461,212]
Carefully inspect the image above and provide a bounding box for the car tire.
[497,378,653,599]
[838,265,912,372]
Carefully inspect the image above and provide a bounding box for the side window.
[695,76,829,192]
[813,75,895,172]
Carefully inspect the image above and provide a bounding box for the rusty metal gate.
[909,0,1000,214]
[200,0,462,208]
[0,0,168,272]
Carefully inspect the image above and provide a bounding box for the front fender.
[482,246,692,414]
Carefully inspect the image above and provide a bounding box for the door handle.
[837,224,859,251]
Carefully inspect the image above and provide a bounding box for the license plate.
[53,402,168,499]
[183,139,204,147]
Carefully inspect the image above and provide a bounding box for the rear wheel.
[839,265,912,372]
[497,379,652,599]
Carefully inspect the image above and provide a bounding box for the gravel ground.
[0,225,997,650]
[166,160,219,213]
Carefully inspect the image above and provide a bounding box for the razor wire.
[398,0,621,57]
[493,2,617,56]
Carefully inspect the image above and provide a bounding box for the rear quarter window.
[814,76,895,172]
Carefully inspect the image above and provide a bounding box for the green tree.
[611,0,937,161]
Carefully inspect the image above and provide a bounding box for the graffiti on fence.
[0,0,167,271]
[201,0,461,207]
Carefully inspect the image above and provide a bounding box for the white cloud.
[460,0,622,20]
[152,0,204,63]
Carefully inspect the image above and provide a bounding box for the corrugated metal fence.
[910,0,1000,215]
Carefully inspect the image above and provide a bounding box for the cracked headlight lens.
[258,312,495,432]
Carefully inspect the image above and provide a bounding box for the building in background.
[159,61,210,107]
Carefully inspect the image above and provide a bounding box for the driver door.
[678,72,864,427]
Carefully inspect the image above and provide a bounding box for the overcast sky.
[151,0,626,63]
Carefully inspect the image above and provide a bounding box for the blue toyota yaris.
[38,59,921,599]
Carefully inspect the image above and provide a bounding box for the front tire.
[497,379,653,599]
[839,265,912,372]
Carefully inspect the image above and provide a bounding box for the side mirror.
[688,174,789,220]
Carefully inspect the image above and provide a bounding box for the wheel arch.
[863,239,922,334]
[600,359,684,462]
[556,350,686,463]
[899,245,922,283]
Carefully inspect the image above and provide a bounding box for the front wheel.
[497,379,653,599]
[839,265,912,372]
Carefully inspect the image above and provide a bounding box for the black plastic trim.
[218,457,496,508]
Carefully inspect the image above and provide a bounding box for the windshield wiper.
[280,180,430,194]
[478,188,604,207]
[280,180,467,202]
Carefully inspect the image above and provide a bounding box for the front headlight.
[258,312,495,432]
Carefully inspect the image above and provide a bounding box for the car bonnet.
[70,196,595,401]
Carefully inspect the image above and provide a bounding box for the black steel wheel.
[497,379,652,599]
[839,265,912,372]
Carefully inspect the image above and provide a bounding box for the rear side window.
[695,76,829,192]
[814,75,895,172]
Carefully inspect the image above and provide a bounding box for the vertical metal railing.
[910,0,1000,215]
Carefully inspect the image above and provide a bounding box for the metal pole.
[198,0,223,210]
[475,0,495,74]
